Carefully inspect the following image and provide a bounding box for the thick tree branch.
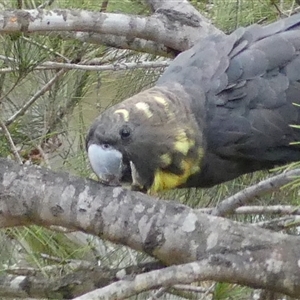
[145,0,211,27]
[67,32,174,57]
[144,0,222,45]
[0,8,221,52]
[74,258,281,300]
[1,158,300,297]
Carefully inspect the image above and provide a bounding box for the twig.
[45,61,168,71]
[5,266,39,276]
[254,215,300,231]
[199,283,215,300]
[36,145,51,168]
[173,284,211,293]
[0,119,22,164]
[17,0,22,9]
[48,225,76,233]
[5,69,67,126]
[0,261,165,299]
[211,169,300,217]
[40,253,92,268]
[0,60,170,73]
[100,0,109,12]
[198,205,300,215]
[38,0,55,9]
[147,282,213,299]
[40,253,67,263]
[147,287,167,299]
[5,263,80,276]
[21,36,69,62]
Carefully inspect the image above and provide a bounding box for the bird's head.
[86,87,204,193]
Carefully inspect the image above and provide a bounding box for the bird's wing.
[159,14,300,165]
[208,16,300,163]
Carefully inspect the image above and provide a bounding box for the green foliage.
[192,0,297,33]
[10,227,87,262]
[213,282,251,300]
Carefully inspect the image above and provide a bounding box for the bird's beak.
[129,161,147,192]
[87,144,123,186]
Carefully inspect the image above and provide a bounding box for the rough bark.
[1,158,300,297]
[0,261,163,299]
[0,6,221,54]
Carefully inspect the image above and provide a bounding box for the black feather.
[157,14,300,187]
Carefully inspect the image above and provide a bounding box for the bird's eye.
[102,143,110,149]
[119,126,131,140]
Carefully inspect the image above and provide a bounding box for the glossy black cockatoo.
[86,14,300,194]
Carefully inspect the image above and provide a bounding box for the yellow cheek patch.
[198,147,204,159]
[135,102,153,119]
[154,96,168,106]
[114,109,129,122]
[160,153,172,167]
[149,157,201,193]
[174,129,195,155]
[153,96,174,120]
